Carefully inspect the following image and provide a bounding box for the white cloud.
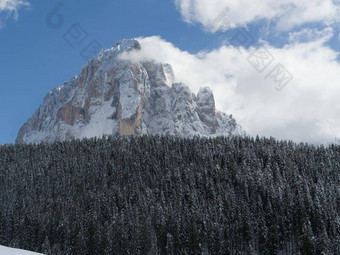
[288,27,334,43]
[121,31,340,144]
[174,0,340,32]
[0,0,30,27]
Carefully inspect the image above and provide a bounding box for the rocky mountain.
[16,39,244,144]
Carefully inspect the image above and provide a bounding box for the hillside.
[0,135,339,254]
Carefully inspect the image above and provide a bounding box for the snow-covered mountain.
[16,39,244,144]
[0,245,44,255]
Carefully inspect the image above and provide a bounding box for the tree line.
[0,135,339,254]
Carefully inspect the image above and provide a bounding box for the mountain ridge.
[16,39,244,144]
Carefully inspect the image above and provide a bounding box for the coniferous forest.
[0,135,339,255]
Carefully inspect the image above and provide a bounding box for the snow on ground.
[0,245,44,255]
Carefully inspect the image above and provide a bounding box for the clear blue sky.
[1,0,340,144]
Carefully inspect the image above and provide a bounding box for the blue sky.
[1,0,340,144]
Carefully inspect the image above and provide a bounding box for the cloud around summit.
[121,28,340,144]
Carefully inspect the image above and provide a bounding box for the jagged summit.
[16,38,244,144]
[112,39,141,52]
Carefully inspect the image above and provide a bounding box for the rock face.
[16,39,244,144]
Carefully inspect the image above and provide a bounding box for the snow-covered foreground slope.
[16,39,244,143]
[0,245,44,255]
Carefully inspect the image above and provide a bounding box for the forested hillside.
[0,136,339,254]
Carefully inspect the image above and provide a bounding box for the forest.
[0,135,339,254]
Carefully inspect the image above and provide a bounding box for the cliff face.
[16,39,244,144]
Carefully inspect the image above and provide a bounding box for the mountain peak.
[112,38,141,52]
[16,39,244,143]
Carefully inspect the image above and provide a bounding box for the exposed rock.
[16,39,245,144]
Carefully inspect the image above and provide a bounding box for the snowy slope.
[16,39,245,143]
[0,245,44,255]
